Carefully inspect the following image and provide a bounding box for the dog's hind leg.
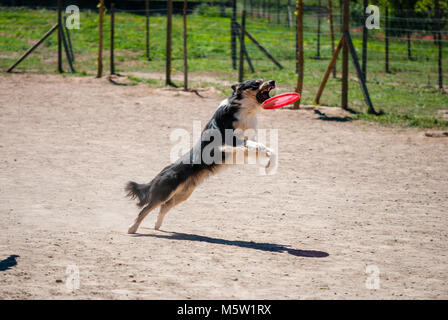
[154,181,197,230]
[154,199,176,231]
[128,200,162,234]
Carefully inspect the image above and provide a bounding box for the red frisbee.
[262,92,301,109]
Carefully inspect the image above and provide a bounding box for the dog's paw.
[264,151,277,175]
[127,223,139,234]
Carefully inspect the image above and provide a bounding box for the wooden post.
[96,0,104,78]
[166,0,173,85]
[339,0,342,29]
[328,0,336,78]
[235,22,283,69]
[239,10,246,82]
[385,6,390,73]
[406,32,412,60]
[7,24,59,73]
[315,36,343,104]
[183,0,188,91]
[231,0,237,69]
[263,0,266,18]
[316,0,321,59]
[63,17,75,62]
[315,32,377,114]
[220,0,226,17]
[60,22,75,73]
[145,0,150,60]
[435,0,443,90]
[345,32,376,114]
[295,13,298,73]
[294,0,303,109]
[267,0,271,23]
[110,3,115,75]
[405,10,412,60]
[277,0,280,24]
[234,26,255,72]
[341,0,349,109]
[362,0,367,81]
[57,0,62,73]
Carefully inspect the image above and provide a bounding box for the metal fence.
[2,0,447,117]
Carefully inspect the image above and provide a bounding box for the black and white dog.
[126,79,277,233]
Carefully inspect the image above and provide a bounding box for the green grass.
[1,6,447,129]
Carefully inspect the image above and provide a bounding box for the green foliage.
[193,3,229,18]
[0,6,447,129]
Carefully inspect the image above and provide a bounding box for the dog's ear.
[231,82,242,93]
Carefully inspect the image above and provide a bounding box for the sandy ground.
[0,74,447,300]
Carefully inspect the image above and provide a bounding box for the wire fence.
[1,0,447,118]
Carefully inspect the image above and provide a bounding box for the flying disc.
[262,92,301,109]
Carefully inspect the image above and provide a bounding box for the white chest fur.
[233,98,260,140]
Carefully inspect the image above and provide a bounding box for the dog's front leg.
[245,140,277,175]
[220,140,277,175]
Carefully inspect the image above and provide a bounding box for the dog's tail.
[125,181,152,208]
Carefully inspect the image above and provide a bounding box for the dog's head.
[231,79,276,104]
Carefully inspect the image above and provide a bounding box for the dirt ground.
[0,74,447,300]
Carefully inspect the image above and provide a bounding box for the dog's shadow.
[133,231,329,258]
[0,255,20,271]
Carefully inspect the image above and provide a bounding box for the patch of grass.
[1,6,447,129]
[353,112,448,129]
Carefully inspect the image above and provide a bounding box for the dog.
[125,79,278,234]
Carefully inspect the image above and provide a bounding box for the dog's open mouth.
[256,83,275,104]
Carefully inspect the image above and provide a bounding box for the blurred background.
[1,0,447,128]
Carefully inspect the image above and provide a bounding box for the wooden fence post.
[7,24,59,73]
[220,0,226,17]
[60,21,75,73]
[236,22,282,69]
[231,0,237,69]
[277,0,280,24]
[385,6,390,73]
[234,25,255,72]
[328,0,336,78]
[294,0,303,109]
[146,0,150,60]
[268,0,271,23]
[316,0,321,59]
[341,0,349,109]
[362,0,367,81]
[405,11,412,60]
[345,32,376,114]
[58,0,62,73]
[97,0,104,78]
[435,0,443,90]
[110,2,115,75]
[166,0,173,85]
[63,18,75,62]
[183,0,188,91]
[239,10,246,82]
[315,36,344,104]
